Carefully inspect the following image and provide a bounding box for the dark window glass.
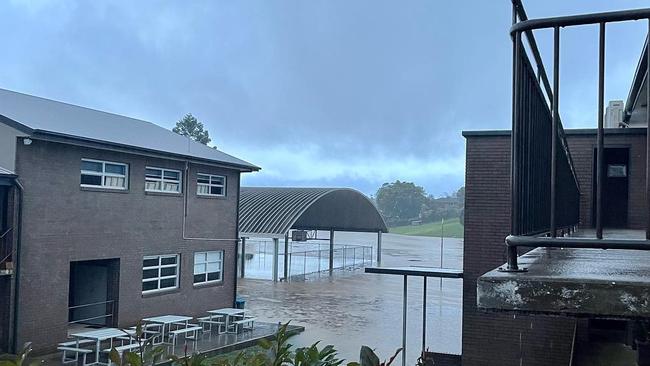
[211,176,224,185]
[146,168,162,178]
[105,163,126,175]
[81,161,103,172]
[160,278,176,288]
[197,174,210,184]
[142,281,157,292]
[210,186,223,195]
[143,258,159,267]
[142,268,158,279]
[164,171,180,180]
[161,267,176,277]
[207,272,221,281]
[194,274,206,283]
[81,174,102,186]
[161,257,177,265]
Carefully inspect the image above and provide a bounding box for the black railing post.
[596,22,605,239]
[551,26,560,238]
[508,3,521,271]
[646,19,650,240]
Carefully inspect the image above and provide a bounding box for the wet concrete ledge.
[477,247,650,318]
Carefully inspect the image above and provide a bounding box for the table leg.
[95,339,100,366]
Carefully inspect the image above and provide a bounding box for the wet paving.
[238,232,463,365]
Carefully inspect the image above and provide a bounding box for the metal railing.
[505,1,650,271]
[239,239,373,280]
[68,300,116,325]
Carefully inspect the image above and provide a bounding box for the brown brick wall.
[462,134,575,366]
[565,132,647,229]
[14,139,241,353]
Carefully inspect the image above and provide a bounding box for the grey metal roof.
[0,88,259,171]
[239,187,388,238]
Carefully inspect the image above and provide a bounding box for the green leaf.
[359,346,379,366]
[125,351,142,366]
[109,349,122,366]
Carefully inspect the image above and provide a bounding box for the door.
[592,147,629,228]
[69,259,119,327]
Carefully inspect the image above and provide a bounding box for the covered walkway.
[238,187,387,281]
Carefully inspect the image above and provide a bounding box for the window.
[193,251,223,284]
[142,254,179,293]
[145,167,181,193]
[197,174,226,196]
[81,159,128,190]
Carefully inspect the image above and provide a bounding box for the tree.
[375,181,428,226]
[172,113,211,145]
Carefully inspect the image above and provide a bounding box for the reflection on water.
[238,232,463,365]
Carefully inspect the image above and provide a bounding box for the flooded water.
[237,232,463,365]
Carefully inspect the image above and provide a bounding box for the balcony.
[476,1,650,319]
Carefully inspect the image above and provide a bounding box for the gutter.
[11,179,23,354]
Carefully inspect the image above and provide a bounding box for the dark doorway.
[592,147,629,228]
[68,259,119,327]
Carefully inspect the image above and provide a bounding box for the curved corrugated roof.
[239,187,388,237]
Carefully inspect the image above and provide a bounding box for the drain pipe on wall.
[11,179,23,354]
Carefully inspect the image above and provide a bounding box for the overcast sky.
[1,0,648,196]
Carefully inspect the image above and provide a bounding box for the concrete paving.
[238,231,463,365]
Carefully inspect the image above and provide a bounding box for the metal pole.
[646,19,650,240]
[272,238,279,282]
[551,26,560,238]
[329,229,334,275]
[440,219,444,289]
[508,24,522,271]
[596,22,605,239]
[422,277,427,355]
[402,275,408,366]
[343,245,347,268]
[377,231,383,265]
[303,251,307,277]
[284,233,289,281]
[240,237,246,279]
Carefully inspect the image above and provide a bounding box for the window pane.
[207,262,220,272]
[142,268,158,279]
[143,258,159,267]
[161,256,177,265]
[163,183,179,192]
[81,174,102,186]
[104,176,125,188]
[164,171,180,180]
[81,160,103,172]
[146,181,161,191]
[161,267,176,277]
[195,252,206,263]
[142,281,158,292]
[160,278,176,289]
[207,271,221,281]
[194,264,204,275]
[105,163,126,175]
[197,185,209,194]
[207,251,222,262]
[211,176,224,185]
[197,174,210,184]
[194,274,206,283]
[210,186,223,195]
[146,168,162,178]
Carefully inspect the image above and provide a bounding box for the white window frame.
[145,166,182,193]
[142,254,180,294]
[80,158,128,190]
[197,173,226,197]
[193,251,224,285]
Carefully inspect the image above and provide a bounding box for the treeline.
[374,181,464,227]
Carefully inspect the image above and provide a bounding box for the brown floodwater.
[237,232,463,365]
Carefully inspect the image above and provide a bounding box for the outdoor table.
[207,308,245,333]
[142,315,193,342]
[69,327,135,366]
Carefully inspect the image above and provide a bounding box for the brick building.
[462,1,650,365]
[0,88,259,354]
